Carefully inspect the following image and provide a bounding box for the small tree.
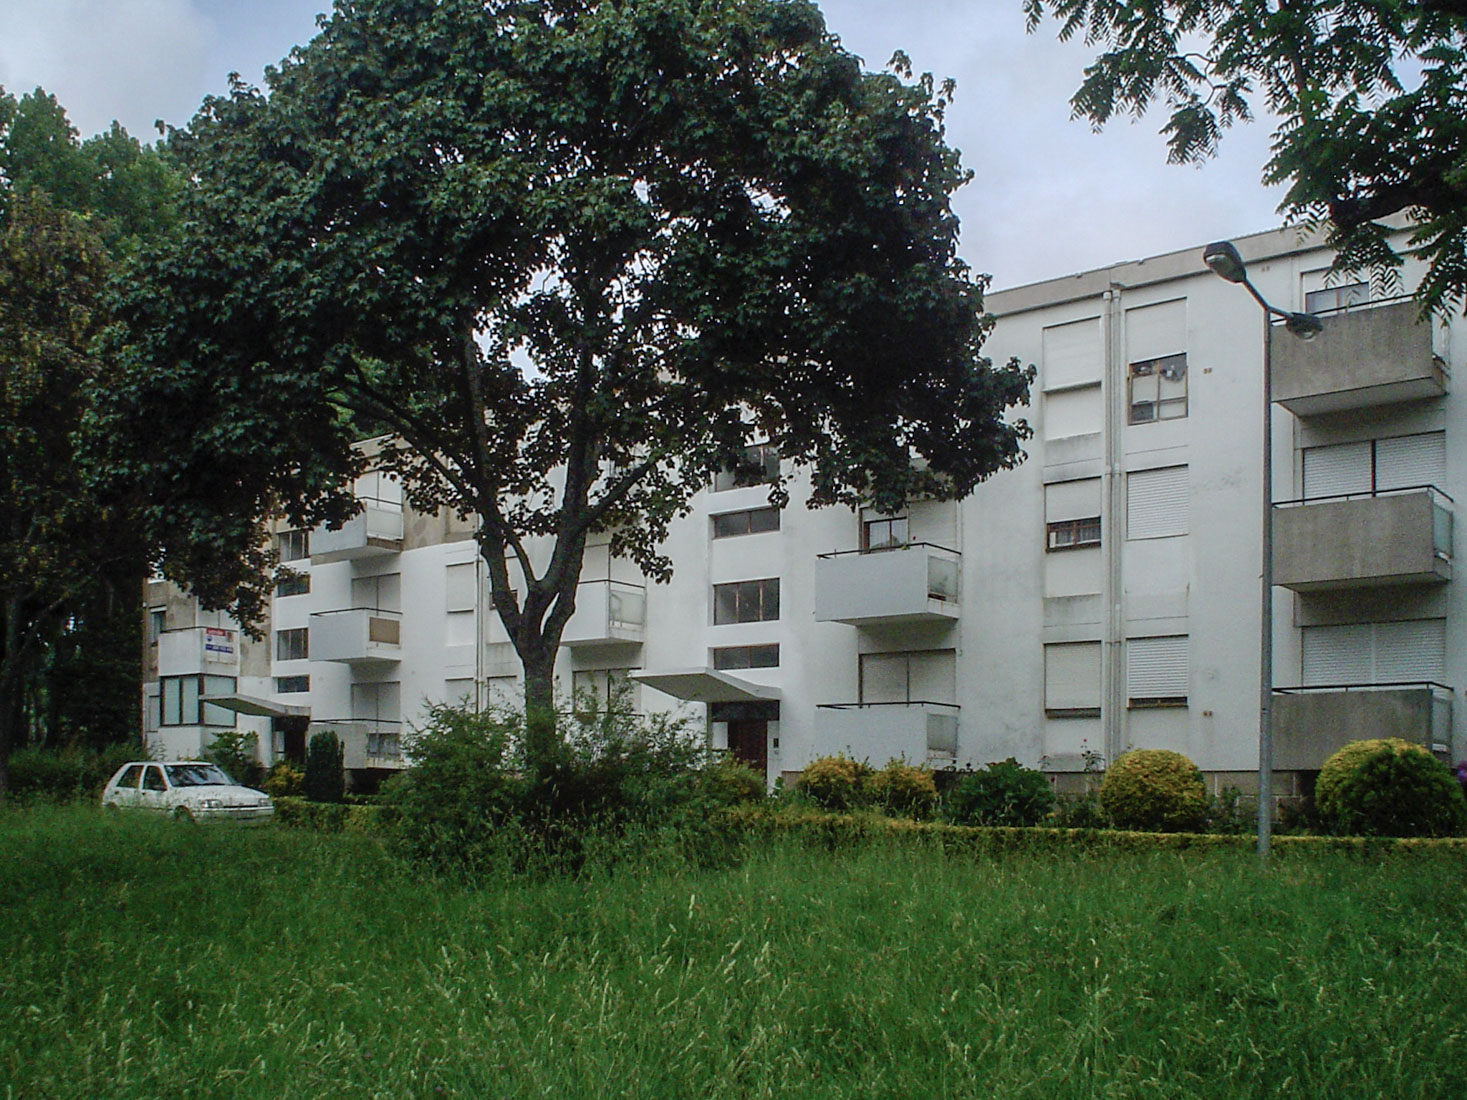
[305,731,345,804]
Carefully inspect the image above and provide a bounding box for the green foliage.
[274,796,390,835]
[1051,789,1109,830]
[864,759,939,820]
[262,761,304,799]
[5,743,140,802]
[1025,0,1467,313]
[95,0,1032,753]
[1316,739,1467,838]
[795,755,874,812]
[945,758,1057,827]
[205,729,260,787]
[1099,749,1208,833]
[304,731,345,804]
[698,755,767,807]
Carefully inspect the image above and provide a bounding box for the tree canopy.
[1025,0,1467,312]
[95,0,1033,753]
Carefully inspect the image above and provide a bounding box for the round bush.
[946,758,1056,827]
[796,755,872,812]
[865,760,938,819]
[700,756,766,806]
[1098,749,1207,832]
[1315,738,1467,838]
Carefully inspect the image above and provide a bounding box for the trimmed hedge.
[273,796,392,834]
[1316,739,1467,838]
[1099,749,1208,832]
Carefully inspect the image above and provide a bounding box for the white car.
[102,761,275,823]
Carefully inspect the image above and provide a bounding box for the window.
[712,507,781,538]
[275,571,309,597]
[160,674,238,727]
[114,764,144,790]
[713,579,779,624]
[1127,466,1188,540]
[143,765,167,792]
[571,669,638,712]
[712,644,779,670]
[1305,281,1368,314]
[275,675,310,694]
[352,573,401,612]
[1045,642,1102,717]
[445,563,477,611]
[148,608,165,645]
[859,650,957,705]
[277,529,309,563]
[1302,433,1446,500]
[713,443,779,491]
[1045,477,1103,551]
[862,514,908,551]
[1126,636,1188,708]
[276,628,309,662]
[1128,353,1187,423]
[1046,517,1101,552]
[1302,619,1445,685]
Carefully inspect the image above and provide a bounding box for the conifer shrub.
[1315,738,1467,838]
[945,758,1056,827]
[1098,749,1207,832]
[795,755,872,812]
[305,731,345,803]
[866,759,938,819]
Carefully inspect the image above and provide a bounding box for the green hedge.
[273,797,393,834]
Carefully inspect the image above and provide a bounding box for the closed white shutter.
[1127,635,1188,702]
[1044,385,1104,441]
[1302,442,1372,499]
[1042,317,1103,391]
[1045,478,1102,523]
[445,562,477,612]
[860,653,908,704]
[1125,299,1186,362]
[909,650,957,705]
[1045,642,1102,712]
[1127,466,1188,539]
[1376,432,1445,492]
[1375,619,1446,682]
[1301,624,1372,685]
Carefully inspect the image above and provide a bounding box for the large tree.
[95,0,1032,762]
[1026,0,1467,312]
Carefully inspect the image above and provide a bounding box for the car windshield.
[165,763,233,787]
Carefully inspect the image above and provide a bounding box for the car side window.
[115,765,143,790]
[142,766,167,792]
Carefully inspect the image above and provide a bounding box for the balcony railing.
[1271,299,1448,416]
[561,579,647,647]
[814,701,960,763]
[1273,486,1452,591]
[310,498,404,563]
[814,543,961,626]
[308,608,402,665]
[1273,682,1453,769]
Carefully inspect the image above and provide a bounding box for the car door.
[139,764,170,812]
[109,765,144,808]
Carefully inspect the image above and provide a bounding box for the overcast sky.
[0,0,1287,291]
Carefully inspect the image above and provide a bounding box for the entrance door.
[726,720,768,779]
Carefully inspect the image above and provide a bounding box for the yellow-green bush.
[262,762,305,799]
[1099,749,1207,832]
[1316,739,1467,838]
[865,759,938,819]
[796,755,872,811]
[699,755,766,806]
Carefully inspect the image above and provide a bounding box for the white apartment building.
[143,221,1464,800]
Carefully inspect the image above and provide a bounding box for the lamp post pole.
[1202,241,1322,863]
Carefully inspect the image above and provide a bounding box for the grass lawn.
[2,805,1466,1099]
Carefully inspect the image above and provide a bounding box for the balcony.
[561,580,646,647]
[1273,488,1452,591]
[157,626,239,677]
[1273,683,1452,770]
[310,500,404,563]
[814,544,961,626]
[312,719,406,770]
[814,702,960,765]
[1272,300,1447,417]
[308,608,401,665]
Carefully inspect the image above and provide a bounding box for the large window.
[1302,433,1446,500]
[1126,635,1188,708]
[1301,619,1445,685]
[276,627,309,662]
[1304,281,1368,314]
[161,675,237,727]
[712,507,781,538]
[862,514,909,551]
[712,443,779,491]
[275,571,309,598]
[277,529,309,563]
[1128,353,1188,423]
[858,650,957,705]
[713,579,779,624]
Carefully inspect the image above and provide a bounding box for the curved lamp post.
[1202,240,1322,863]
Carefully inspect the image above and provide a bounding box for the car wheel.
[173,806,196,824]
[104,802,120,813]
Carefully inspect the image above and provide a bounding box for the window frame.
[712,578,780,625]
[862,515,909,552]
[275,571,310,598]
[1127,352,1188,425]
[712,443,780,492]
[1046,516,1102,552]
[711,644,780,671]
[711,506,781,539]
[277,529,309,563]
[275,627,309,662]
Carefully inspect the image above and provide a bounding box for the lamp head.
[1283,312,1324,341]
[1203,240,1248,284]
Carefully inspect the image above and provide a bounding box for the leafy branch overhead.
[1026,0,1467,313]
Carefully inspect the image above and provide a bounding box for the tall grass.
[3,805,1466,1098]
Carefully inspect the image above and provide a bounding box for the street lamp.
[1203,240,1322,863]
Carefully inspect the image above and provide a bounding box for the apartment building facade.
[142,222,1465,798]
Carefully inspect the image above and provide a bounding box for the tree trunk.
[519,636,559,770]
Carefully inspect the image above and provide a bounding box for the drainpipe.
[1103,284,1127,768]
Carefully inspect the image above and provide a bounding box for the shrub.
[305,731,345,803]
[1316,739,1467,838]
[945,758,1056,827]
[699,755,766,806]
[7,743,140,802]
[1098,749,1208,832]
[796,755,872,812]
[207,729,262,788]
[262,762,305,799]
[862,759,937,819]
